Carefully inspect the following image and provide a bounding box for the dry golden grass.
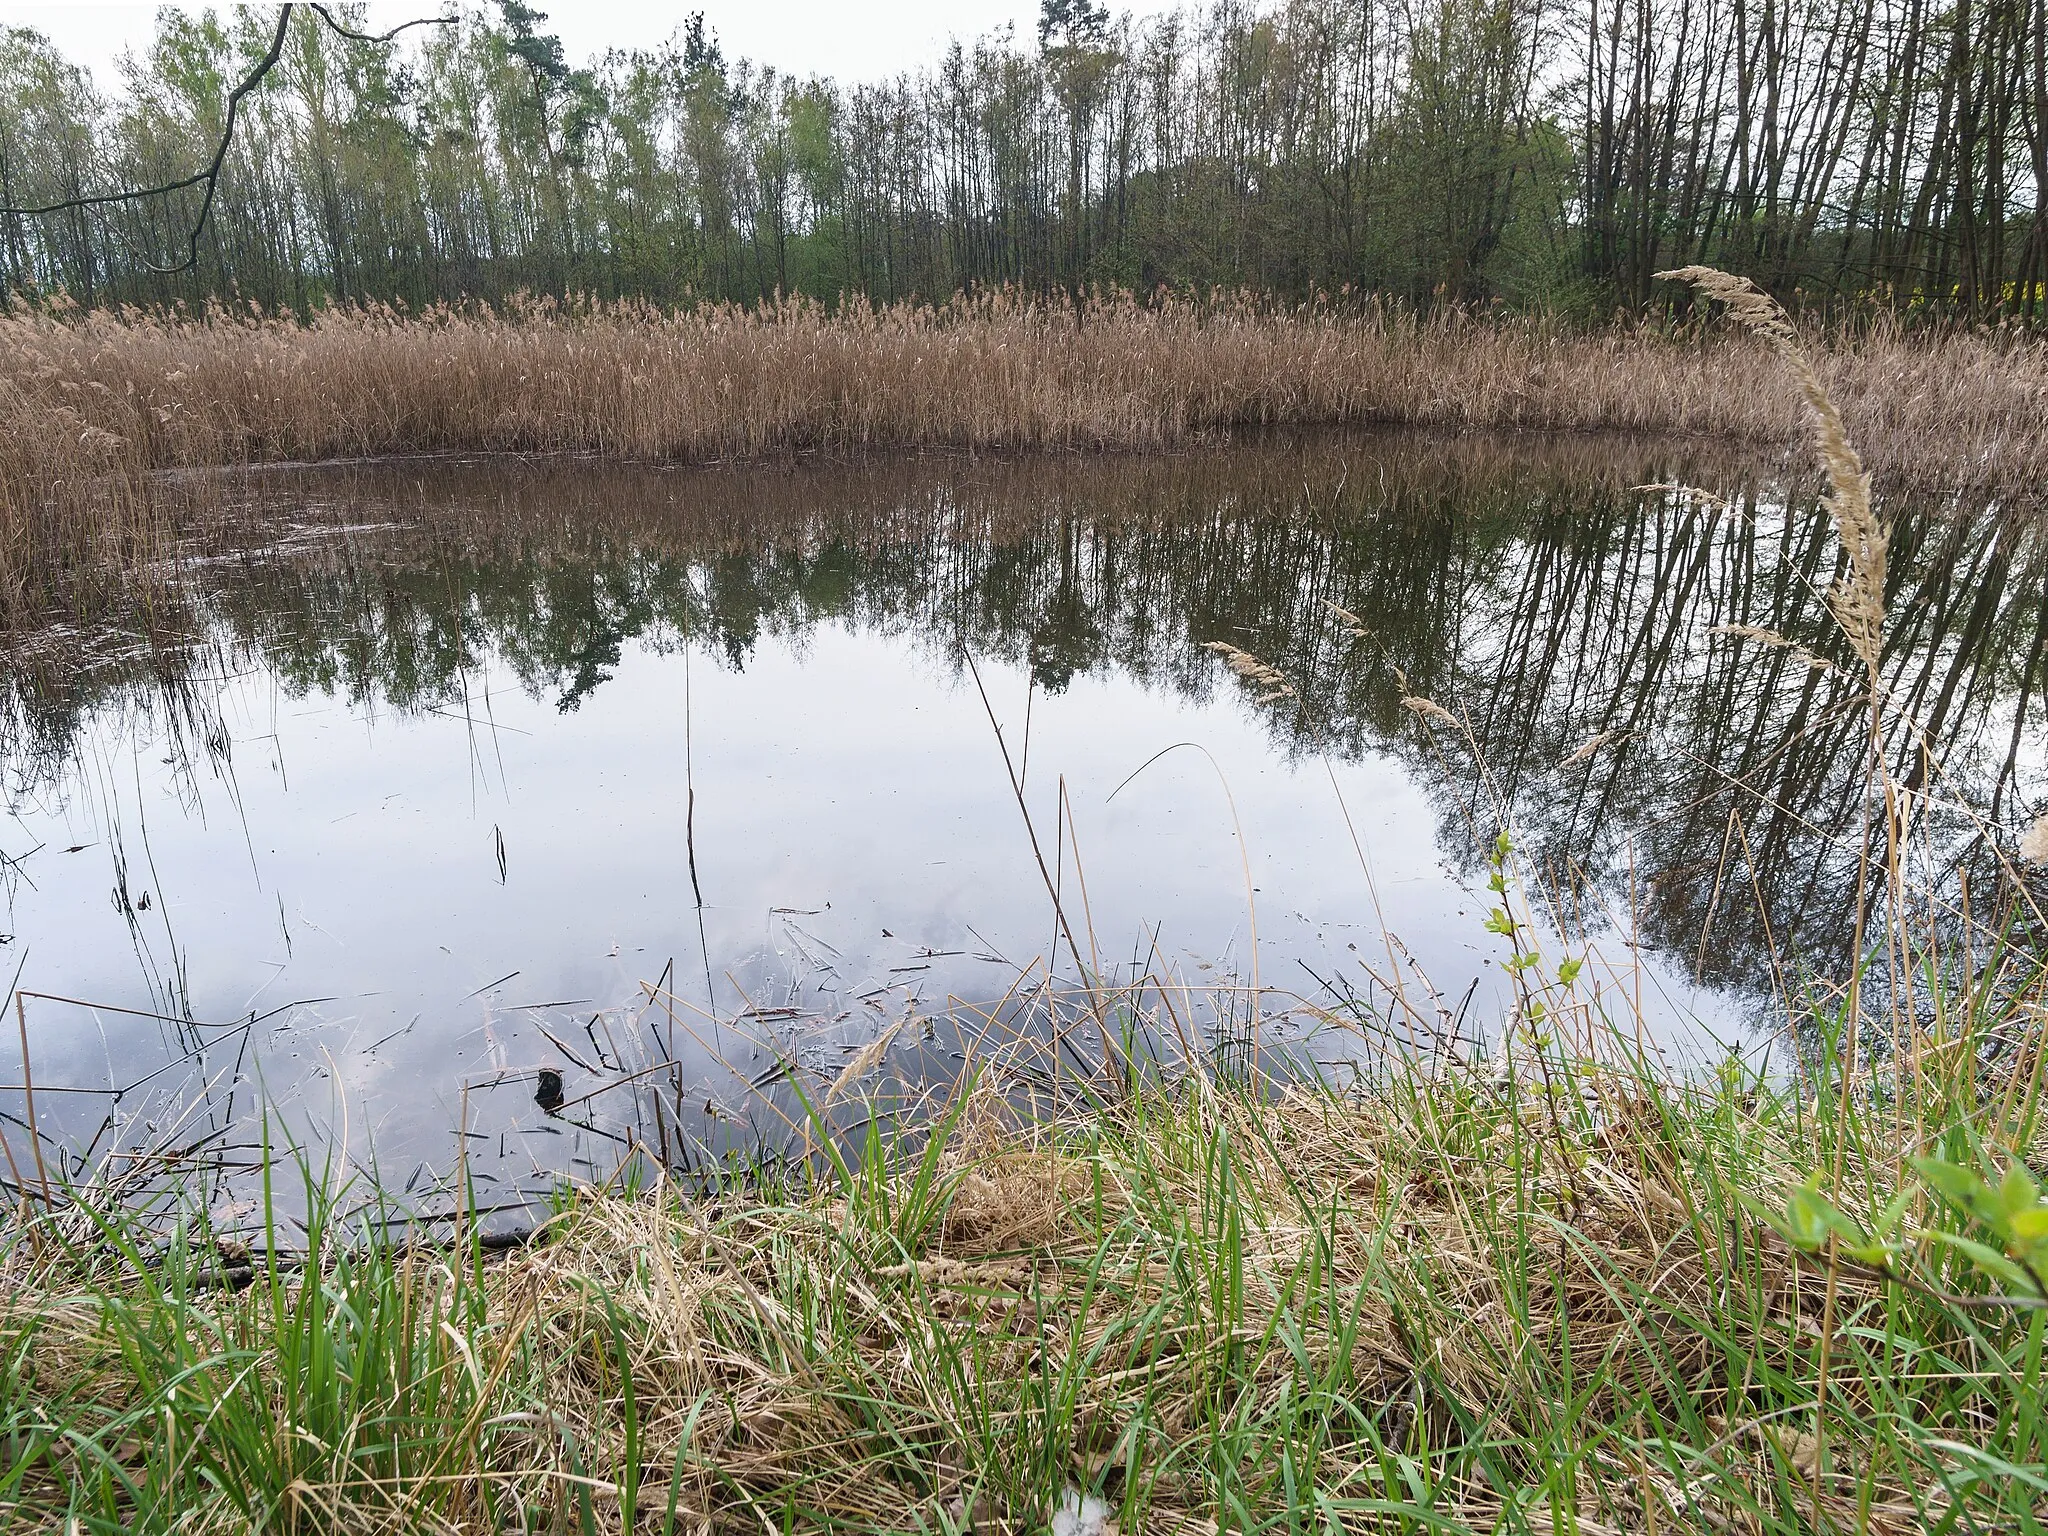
[3,288,2044,620]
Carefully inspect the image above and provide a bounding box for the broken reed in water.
[4,288,2047,621]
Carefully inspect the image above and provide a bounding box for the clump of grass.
[3,989,2044,1534]
[0,373,166,622]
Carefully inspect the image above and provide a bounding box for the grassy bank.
[5,288,2048,622]
[3,1008,2047,1535]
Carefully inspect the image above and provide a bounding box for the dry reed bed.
[4,292,2045,620]
[8,294,2044,474]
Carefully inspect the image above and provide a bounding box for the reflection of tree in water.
[4,436,2041,994]
[1410,495,2047,986]
[1027,519,1108,693]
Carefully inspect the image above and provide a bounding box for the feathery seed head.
[1401,695,1458,727]
[2021,816,2048,869]
[1660,267,1887,673]
[1203,640,1296,702]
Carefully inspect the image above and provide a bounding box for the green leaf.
[2007,1206,2048,1244]
[1739,1187,1793,1236]
[1784,1187,1835,1249]
[1556,957,1583,986]
[1912,1156,1994,1218]
[1922,1230,2039,1294]
[1996,1165,2042,1222]
[1869,1188,1913,1240]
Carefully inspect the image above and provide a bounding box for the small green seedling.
[1760,1153,2048,1304]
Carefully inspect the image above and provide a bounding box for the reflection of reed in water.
[2,431,2042,998]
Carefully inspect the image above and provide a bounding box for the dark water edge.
[2,429,2042,1236]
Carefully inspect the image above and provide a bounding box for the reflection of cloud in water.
[1,431,2042,1191]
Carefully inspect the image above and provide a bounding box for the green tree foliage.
[0,0,2042,319]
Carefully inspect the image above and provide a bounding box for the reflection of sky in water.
[4,617,1720,1184]
[4,441,2041,1210]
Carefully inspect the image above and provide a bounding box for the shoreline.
[4,283,2047,1531]
[7,298,2045,625]
[12,305,2042,494]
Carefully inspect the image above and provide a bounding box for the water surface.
[4,435,2041,1224]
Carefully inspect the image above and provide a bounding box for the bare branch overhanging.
[0,4,453,276]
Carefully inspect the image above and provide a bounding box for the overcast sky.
[0,2,1181,91]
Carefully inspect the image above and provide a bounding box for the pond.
[3,433,2042,1231]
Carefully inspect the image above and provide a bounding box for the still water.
[3,435,2041,1224]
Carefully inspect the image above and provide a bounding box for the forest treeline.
[0,0,2044,319]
